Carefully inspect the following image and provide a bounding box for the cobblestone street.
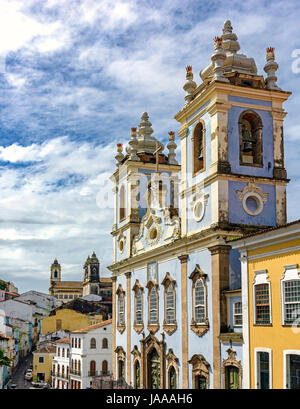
[7,353,33,390]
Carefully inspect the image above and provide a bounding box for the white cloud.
[0,0,299,294]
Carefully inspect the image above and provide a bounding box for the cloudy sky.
[0,0,299,294]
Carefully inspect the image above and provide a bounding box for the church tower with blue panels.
[108,20,291,389]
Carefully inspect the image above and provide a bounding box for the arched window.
[102,338,108,349]
[102,360,108,374]
[57,364,60,376]
[169,366,177,389]
[90,338,96,349]
[75,338,77,348]
[189,354,210,389]
[78,338,81,348]
[162,273,177,335]
[195,279,205,323]
[133,280,144,334]
[136,291,142,325]
[166,286,175,324]
[149,288,158,325]
[116,284,126,333]
[239,110,263,166]
[192,121,205,175]
[134,360,141,389]
[90,360,96,376]
[78,360,81,373]
[222,348,242,389]
[119,185,126,222]
[119,294,125,325]
[190,265,209,336]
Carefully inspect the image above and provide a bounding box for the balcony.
[51,370,69,379]
[69,370,81,377]
[88,371,109,377]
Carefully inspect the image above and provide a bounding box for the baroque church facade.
[108,21,290,389]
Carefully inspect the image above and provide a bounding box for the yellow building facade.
[41,309,103,335]
[32,346,56,383]
[232,220,300,389]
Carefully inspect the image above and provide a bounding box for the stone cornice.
[174,80,291,124]
[179,172,289,199]
[108,225,249,275]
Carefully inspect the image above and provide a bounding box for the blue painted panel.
[228,95,272,107]
[186,185,211,234]
[228,181,276,226]
[228,106,274,177]
[130,259,183,387]
[229,250,241,290]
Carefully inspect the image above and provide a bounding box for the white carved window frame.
[280,264,300,326]
[252,269,272,325]
[242,191,264,216]
[233,300,243,327]
[283,350,300,389]
[254,347,272,389]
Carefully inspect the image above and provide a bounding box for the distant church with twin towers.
[49,252,112,305]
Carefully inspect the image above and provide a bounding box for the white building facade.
[52,338,70,389]
[69,320,112,389]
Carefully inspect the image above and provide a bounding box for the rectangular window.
[39,357,44,364]
[256,351,270,389]
[283,281,300,324]
[233,301,243,326]
[255,284,270,324]
[286,354,300,389]
[56,319,62,330]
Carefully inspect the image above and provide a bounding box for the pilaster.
[112,276,117,380]
[207,100,231,176]
[208,244,231,389]
[178,254,189,388]
[125,271,131,385]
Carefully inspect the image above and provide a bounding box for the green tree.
[0,348,12,368]
[0,281,6,291]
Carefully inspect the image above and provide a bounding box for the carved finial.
[128,127,140,161]
[115,143,124,165]
[214,36,223,50]
[264,46,281,90]
[167,131,178,165]
[266,47,275,60]
[211,37,229,83]
[138,112,153,138]
[222,20,240,54]
[183,65,196,104]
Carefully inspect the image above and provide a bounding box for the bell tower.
[82,252,101,296]
[175,20,291,237]
[111,112,181,263]
[49,258,61,295]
